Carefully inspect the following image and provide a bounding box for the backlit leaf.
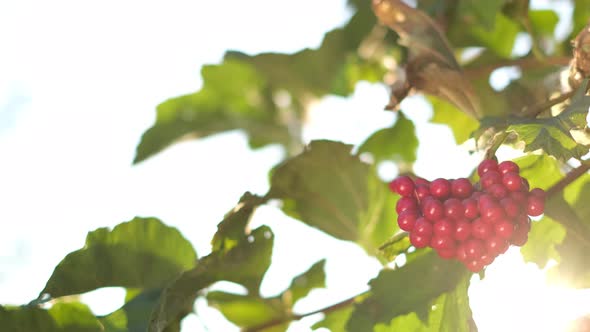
[430,97,479,144]
[0,303,102,332]
[41,217,197,299]
[346,251,467,331]
[358,112,418,164]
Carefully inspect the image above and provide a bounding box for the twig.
[547,162,590,197]
[464,56,570,79]
[245,295,362,332]
[519,89,576,117]
[484,132,509,160]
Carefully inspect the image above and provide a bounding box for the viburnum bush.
[2,1,590,331]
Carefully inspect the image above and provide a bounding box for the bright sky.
[1,0,589,331]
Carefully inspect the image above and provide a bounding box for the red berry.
[463,198,479,219]
[464,239,485,259]
[480,204,505,223]
[415,185,430,201]
[511,227,529,246]
[456,245,468,262]
[477,194,496,209]
[486,236,508,255]
[488,183,508,199]
[494,220,515,239]
[414,177,430,186]
[502,172,523,192]
[397,210,418,231]
[389,176,415,196]
[500,198,520,218]
[472,219,493,240]
[413,219,433,237]
[422,199,444,221]
[454,220,472,242]
[498,161,519,175]
[478,159,498,177]
[433,218,454,237]
[444,198,464,220]
[480,171,502,189]
[451,178,473,199]
[430,178,452,199]
[521,178,530,191]
[410,232,430,248]
[529,188,546,199]
[396,196,418,214]
[436,248,456,259]
[431,235,456,250]
[466,259,484,273]
[480,254,495,266]
[527,195,545,217]
[510,191,528,203]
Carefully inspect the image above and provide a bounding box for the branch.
[547,162,590,197]
[464,56,570,79]
[245,295,361,332]
[519,89,576,118]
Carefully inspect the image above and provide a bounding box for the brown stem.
[484,132,509,160]
[519,89,576,118]
[547,162,590,197]
[464,56,570,79]
[245,295,361,332]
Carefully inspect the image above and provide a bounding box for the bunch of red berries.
[389,159,546,272]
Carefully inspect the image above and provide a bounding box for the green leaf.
[311,306,353,331]
[41,217,197,299]
[149,226,273,332]
[331,55,390,96]
[225,6,376,99]
[521,216,566,268]
[449,12,519,58]
[374,277,473,332]
[373,0,480,116]
[378,233,411,263]
[211,192,267,253]
[564,173,590,223]
[456,0,509,31]
[514,154,562,190]
[134,59,292,163]
[206,292,288,332]
[430,97,479,144]
[573,0,590,40]
[284,259,326,305]
[0,303,102,332]
[346,251,467,331]
[481,81,590,160]
[358,112,418,164]
[100,288,184,332]
[269,140,399,256]
[529,10,559,37]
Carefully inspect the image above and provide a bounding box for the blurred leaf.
[456,0,509,31]
[100,288,184,332]
[564,173,590,223]
[529,10,559,36]
[134,60,292,163]
[480,81,590,160]
[572,0,590,41]
[41,217,197,299]
[211,192,267,253]
[207,292,288,332]
[226,6,376,98]
[521,216,566,268]
[514,154,562,190]
[284,259,326,305]
[358,112,418,164]
[449,12,519,59]
[430,97,479,144]
[378,233,411,263]
[206,259,326,331]
[0,303,101,332]
[149,226,273,332]
[311,306,353,331]
[346,251,467,331]
[269,140,399,256]
[374,277,473,332]
[372,0,480,116]
[331,55,389,96]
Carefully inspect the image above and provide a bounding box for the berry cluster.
[389,159,546,272]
